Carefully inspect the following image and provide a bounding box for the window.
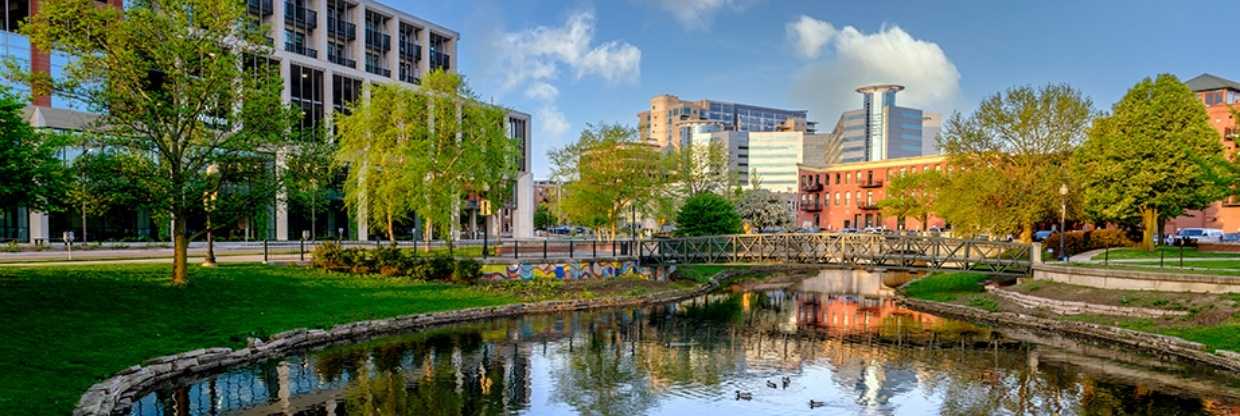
[509,117,527,172]
[331,74,361,114]
[289,64,324,140]
[3,0,30,32]
[844,192,850,207]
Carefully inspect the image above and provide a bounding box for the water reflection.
[132,269,1240,416]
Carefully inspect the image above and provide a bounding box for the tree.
[939,84,1093,242]
[735,188,791,231]
[878,170,943,231]
[283,138,336,240]
[335,71,516,243]
[1075,74,1224,250]
[670,140,732,196]
[64,149,151,242]
[0,86,66,214]
[675,193,741,237]
[534,204,555,231]
[549,123,668,240]
[17,0,295,284]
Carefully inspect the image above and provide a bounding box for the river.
[129,268,1240,415]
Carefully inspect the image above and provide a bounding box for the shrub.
[1044,228,1133,256]
[453,258,482,283]
[311,241,346,270]
[676,192,742,237]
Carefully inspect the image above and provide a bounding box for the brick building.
[796,155,947,231]
[1164,73,1240,234]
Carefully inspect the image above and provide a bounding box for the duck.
[781,376,791,389]
[809,399,826,409]
[766,380,778,389]
[735,390,753,401]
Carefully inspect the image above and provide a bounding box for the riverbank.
[0,263,732,415]
[899,272,1240,371]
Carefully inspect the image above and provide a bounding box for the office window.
[289,64,324,140]
[509,117,527,172]
[3,0,29,32]
[331,74,361,114]
[845,192,850,207]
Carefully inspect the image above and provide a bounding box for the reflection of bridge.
[639,234,1032,275]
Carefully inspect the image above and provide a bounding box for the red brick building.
[1165,74,1240,234]
[796,155,947,231]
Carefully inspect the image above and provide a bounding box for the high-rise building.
[832,85,930,163]
[637,94,814,149]
[0,0,535,243]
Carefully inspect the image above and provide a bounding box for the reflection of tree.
[553,330,659,416]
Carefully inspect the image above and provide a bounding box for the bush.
[676,192,742,237]
[1044,228,1133,256]
[310,244,481,282]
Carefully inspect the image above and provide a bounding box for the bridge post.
[1031,242,1042,264]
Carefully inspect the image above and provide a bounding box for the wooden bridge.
[637,233,1033,275]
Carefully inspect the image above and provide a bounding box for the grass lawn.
[1091,246,1240,261]
[0,263,693,415]
[1066,262,1240,277]
[901,272,992,302]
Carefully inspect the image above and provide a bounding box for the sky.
[382,0,1240,179]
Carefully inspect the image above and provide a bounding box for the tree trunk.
[1141,207,1158,251]
[921,214,929,232]
[1019,223,1033,243]
[385,211,395,244]
[81,204,88,244]
[172,213,188,285]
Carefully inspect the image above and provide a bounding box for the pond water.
[131,269,1240,416]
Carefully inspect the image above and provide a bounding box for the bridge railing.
[640,233,1032,275]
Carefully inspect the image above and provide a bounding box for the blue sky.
[385,0,1240,179]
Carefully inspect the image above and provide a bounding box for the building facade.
[1164,73,1240,234]
[829,85,933,164]
[796,155,947,231]
[0,0,535,243]
[637,94,814,149]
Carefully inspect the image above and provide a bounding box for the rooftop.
[1185,73,1240,92]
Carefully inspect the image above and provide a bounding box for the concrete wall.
[1032,264,1240,294]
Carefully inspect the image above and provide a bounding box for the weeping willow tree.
[334,70,516,243]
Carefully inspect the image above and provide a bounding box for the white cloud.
[524,82,559,101]
[537,106,570,139]
[786,15,837,59]
[788,20,961,127]
[495,12,641,91]
[651,0,759,31]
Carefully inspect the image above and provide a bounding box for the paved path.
[0,253,307,267]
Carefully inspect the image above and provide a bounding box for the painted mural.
[480,260,674,281]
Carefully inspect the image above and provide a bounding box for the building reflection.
[131,269,1240,416]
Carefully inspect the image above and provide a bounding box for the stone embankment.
[984,286,1189,318]
[898,297,1240,374]
[74,268,761,416]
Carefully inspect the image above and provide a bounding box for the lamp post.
[480,184,491,259]
[202,163,221,267]
[1059,183,1069,262]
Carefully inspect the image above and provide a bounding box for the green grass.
[901,272,991,302]
[1067,315,1240,353]
[1067,262,1240,277]
[1092,247,1240,260]
[1122,259,1240,270]
[0,264,533,415]
[674,264,732,283]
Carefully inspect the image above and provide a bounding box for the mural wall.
[480,259,674,281]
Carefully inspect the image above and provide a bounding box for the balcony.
[399,41,420,60]
[284,42,317,58]
[328,52,355,68]
[801,202,822,212]
[859,180,883,189]
[283,2,317,30]
[365,62,391,77]
[1226,127,1239,141]
[801,182,823,192]
[247,0,273,17]
[859,203,879,210]
[327,16,356,40]
[365,28,391,51]
[429,49,450,71]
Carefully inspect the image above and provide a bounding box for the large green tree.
[939,84,1093,241]
[675,192,741,237]
[16,0,294,284]
[549,123,669,239]
[335,71,516,243]
[1075,74,1224,250]
[64,149,152,242]
[878,170,944,231]
[0,87,66,214]
[735,188,791,231]
[283,138,337,240]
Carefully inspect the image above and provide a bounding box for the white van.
[1169,228,1224,245]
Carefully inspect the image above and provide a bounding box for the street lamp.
[202,163,221,267]
[1058,183,1069,262]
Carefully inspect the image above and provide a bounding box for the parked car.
[1221,232,1240,243]
[1169,228,1224,246]
[839,228,859,234]
[1033,230,1053,242]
